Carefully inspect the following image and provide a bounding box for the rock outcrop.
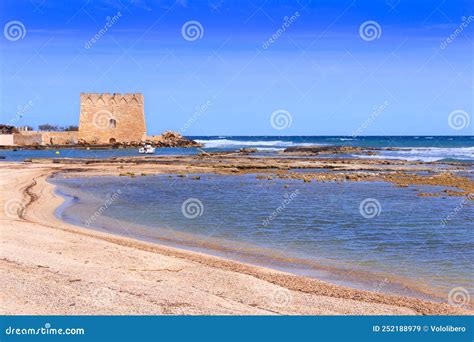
[283,145,378,155]
[147,131,201,148]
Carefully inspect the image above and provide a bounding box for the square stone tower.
[78,93,147,144]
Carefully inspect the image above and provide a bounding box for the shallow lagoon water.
[0,147,200,162]
[52,173,473,300]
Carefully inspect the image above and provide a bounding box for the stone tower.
[78,93,147,144]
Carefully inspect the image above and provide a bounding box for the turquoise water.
[52,173,473,300]
[0,147,200,162]
[2,135,473,162]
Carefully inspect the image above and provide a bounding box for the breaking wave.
[359,147,474,162]
[195,139,316,149]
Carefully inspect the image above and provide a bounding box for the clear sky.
[0,0,472,135]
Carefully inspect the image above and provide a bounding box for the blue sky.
[0,0,472,135]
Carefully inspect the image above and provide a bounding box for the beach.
[2,1,472,339]
[1,155,472,315]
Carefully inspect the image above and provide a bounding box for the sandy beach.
[0,157,472,315]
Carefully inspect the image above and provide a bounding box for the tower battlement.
[79,93,144,105]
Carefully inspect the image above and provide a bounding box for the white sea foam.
[195,139,316,149]
[195,138,473,161]
[358,155,445,162]
[255,147,286,152]
[358,147,474,162]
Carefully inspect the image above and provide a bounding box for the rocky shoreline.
[25,153,473,198]
[282,145,379,155]
[0,130,201,150]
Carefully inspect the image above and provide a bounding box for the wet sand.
[0,157,472,315]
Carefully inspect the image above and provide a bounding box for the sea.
[6,135,473,301]
[51,173,473,302]
[1,135,473,162]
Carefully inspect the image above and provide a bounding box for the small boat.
[138,144,155,154]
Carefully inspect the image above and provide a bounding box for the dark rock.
[283,145,378,155]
